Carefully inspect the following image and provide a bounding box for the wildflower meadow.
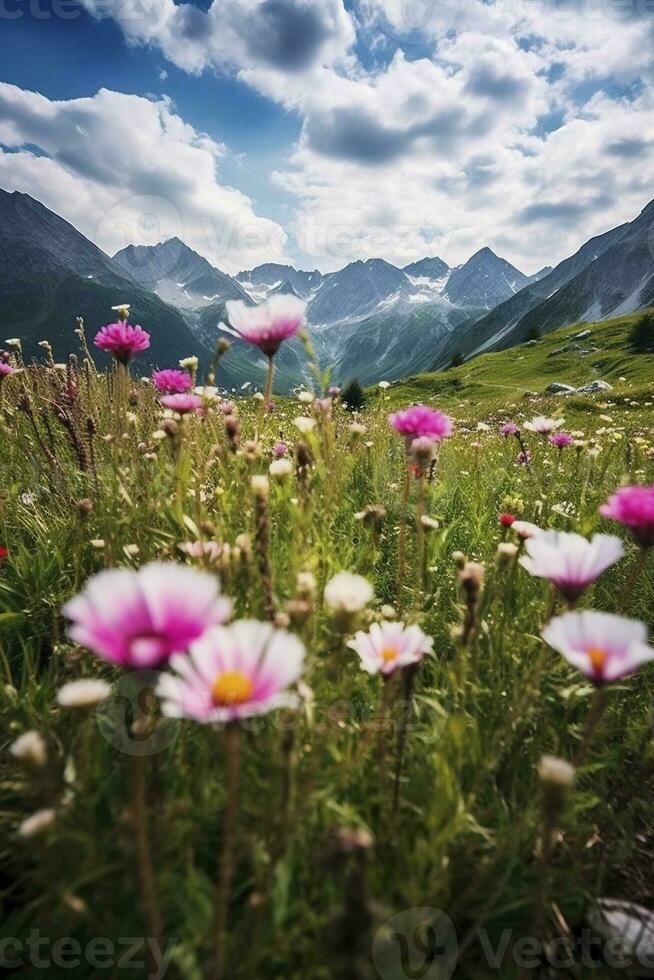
[1,299,654,979]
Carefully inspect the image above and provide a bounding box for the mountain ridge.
[0,189,208,369]
[1,186,652,389]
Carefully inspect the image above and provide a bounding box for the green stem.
[392,663,418,815]
[397,466,411,616]
[211,724,241,980]
[574,687,606,769]
[415,472,426,607]
[131,753,163,953]
[264,356,274,404]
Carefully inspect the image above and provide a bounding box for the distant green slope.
[384,311,654,416]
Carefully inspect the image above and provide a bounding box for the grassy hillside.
[1,310,654,978]
[385,311,654,419]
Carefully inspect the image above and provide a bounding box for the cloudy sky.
[1,0,653,274]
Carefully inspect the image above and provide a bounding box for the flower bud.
[496,542,518,566]
[251,475,269,499]
[76,498,93,518]
[18,808,57,838]
[10,730,47,767]
[538,754,575,819]
[285,598,312,627]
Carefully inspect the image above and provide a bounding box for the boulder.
[573,328,592,339]
[576,379,613,394]
[588,899,654,962]
[547,348,567,358]
[546,382,577,395]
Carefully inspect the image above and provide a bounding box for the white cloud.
[81,0,357,100]
[0,84,288,272]
[276,78,654,272]
[4,0,653,274]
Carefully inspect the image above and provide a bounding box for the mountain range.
[0,186,652,389]
[0,191,205,369]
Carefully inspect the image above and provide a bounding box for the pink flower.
[0,363,15,378]
[156,620,305,722]
[314,397,332,415]
[94,322,150,364]
[347,620,433,676]
[600,484,654,548]
[512,520,542,540]
[225,295,306,357]
[152,369,192,394]
[388,405,454,444]
[220,400,236,415]
[517,450,531,465]
[160,393,205,415]
[520,531,624,601]
[328,386,341,397]
[542,610,654,684]
[500,422,519,437]
[549,431,573,449]
[63,563,232,669]
[274,442,288,457]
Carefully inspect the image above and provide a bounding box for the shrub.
[629,311,654,353]
[341,378,366,411]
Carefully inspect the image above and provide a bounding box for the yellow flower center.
[587,647,607,672]
[211,671,253,706]
[381,647,397,664]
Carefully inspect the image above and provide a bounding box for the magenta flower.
[64,563,232,669]
[388,405,454,444]
[500,422,519,437]
[520,530,624,601]
[517,450,531,465]
[542,610,654,684]
[225,295,306,357]
[0,363,15,378]
[347,620,433,676]
[156,620,305,722]
[549,431,573,449]
[600,484,654,548]
[160,393,205,415]
[274,442,288,457]
[152,368,192,394]
[94,322,150,364]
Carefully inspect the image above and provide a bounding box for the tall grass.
[1,345,653,979]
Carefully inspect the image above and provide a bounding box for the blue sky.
[0,0,653,274]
